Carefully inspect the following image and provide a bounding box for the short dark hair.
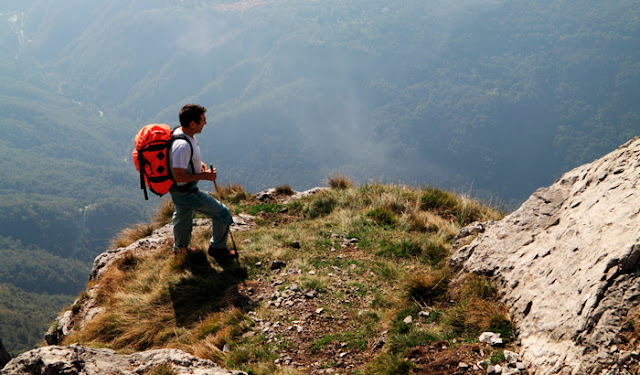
[179,104,207,128]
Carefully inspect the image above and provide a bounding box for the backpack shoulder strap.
[169,129,195,173]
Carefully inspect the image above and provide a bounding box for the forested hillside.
[1,0,638,356]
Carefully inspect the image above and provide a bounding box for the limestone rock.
[1,344,246,375]
[451,137,640,374]
[479,332,503,346]
[256,187,328,203]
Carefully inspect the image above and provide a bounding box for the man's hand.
[205,164,217,182]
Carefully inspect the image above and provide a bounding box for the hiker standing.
[169,104,236,259]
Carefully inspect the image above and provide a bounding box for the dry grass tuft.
[215,182,250,204]
[405,268,450,306]
[110,223,155,249]
[93,259,133,305]
[153,198,175,226]
[275,184,295,196]
[326,173,353,190]
[444,273,514,339]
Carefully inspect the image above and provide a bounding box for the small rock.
[222,344,231,353]
[479,332,503,346]
[403,316,413,324]
[316,308,325,314]
[504,350,519,364]
[305,290,318,299]
[459,362,469,369]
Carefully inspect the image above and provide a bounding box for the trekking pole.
[211,164,238,252]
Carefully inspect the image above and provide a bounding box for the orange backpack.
[132,124,193,200]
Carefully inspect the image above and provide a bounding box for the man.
[169,103,236,259]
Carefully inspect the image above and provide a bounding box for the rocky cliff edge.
[451,137,640,374]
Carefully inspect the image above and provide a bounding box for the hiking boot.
[207,245,238,259]
[174,246,196,256]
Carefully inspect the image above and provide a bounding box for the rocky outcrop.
[1,344,246,375]
[451,137,640,374]
[0,338,10,368]
[256,186,328,203]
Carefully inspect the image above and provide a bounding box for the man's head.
[179,104,207,132]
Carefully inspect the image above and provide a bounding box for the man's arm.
[172,166,217,183]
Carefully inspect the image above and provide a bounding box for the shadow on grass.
[169,250,249,327]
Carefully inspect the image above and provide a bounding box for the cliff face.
[451,137,640,374]
[0,338,10,368]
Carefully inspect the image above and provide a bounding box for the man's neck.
[181,126,196,138]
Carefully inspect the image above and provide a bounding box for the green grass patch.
[305,196,337,218]
[420,187,458,212]
[310,330,368,353]
[366,207,398,227]
[364,353,413,375]
[247,203,283,215]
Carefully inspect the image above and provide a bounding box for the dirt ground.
[232,276,499,375]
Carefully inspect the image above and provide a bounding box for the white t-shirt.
[170,127,202,186]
